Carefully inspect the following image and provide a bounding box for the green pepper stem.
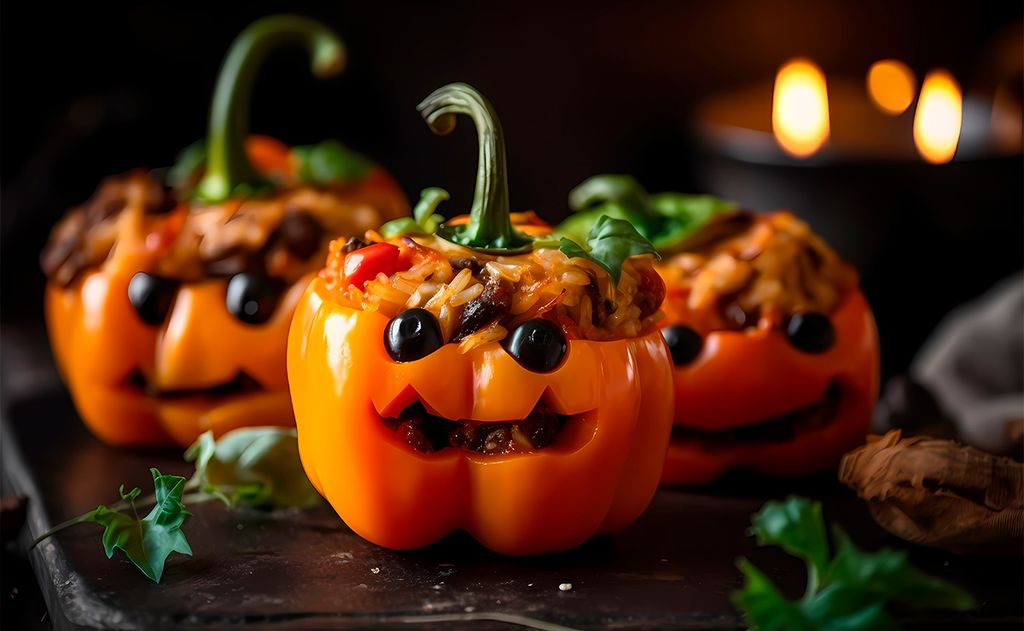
[195,15,345,202]
[418,83,532,252]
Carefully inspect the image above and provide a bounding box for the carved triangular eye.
[226,273,283,325]
[384,309,444,363]
[504,319,567,373]
[128,272,178,325]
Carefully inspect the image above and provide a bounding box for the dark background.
[3,1,1021,381]
[0,2,1021,627]
[0,0,1021,367]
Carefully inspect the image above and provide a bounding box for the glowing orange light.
[867,60,916,115]
[772,59,830,158]
[913,70,962,164]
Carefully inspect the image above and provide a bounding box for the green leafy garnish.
[185,428,321,510]
[30,427,319,582]
[558,215,660,284]
[80,469,192,583]
[557,175,737,255]
[292,139,373,185]
[379,187,449,239]
[734,497,975,630]
[168,139,208,191]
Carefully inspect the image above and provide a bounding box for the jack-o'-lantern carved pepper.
[41,16,408,447]
[558,176,880,485]
[287,84,674,554]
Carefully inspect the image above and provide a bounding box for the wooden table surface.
[4,387,1021,630]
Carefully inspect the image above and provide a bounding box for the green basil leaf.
[379,217,424,239]
[86,469,192,583]
[569,174,651,214]
[185,428,321,510]
[168,139,207,191]
[649,192,738,251]
[380,187,448,238]
[558,175,736,255]
[558,215,659,284]
[293,139,373,184]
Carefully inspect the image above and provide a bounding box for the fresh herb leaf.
[648,192,737,251]
[734,559,817,631]
[824,526,976,611]
[31,427,320,582]
[379,187,449,238]
[185,428,321,510]
[558,215,659,284]
[558,175,736,255]
[734,497,975,631]
[85,469,192,583]
[293,139,373,184]
[748,496,830,593]
[168,139,208,191]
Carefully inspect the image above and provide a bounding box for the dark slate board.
[4,389,1022,630]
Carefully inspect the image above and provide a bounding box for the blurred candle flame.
[913,70,962,164]
[772,59,830,158]
[867,60,916,115]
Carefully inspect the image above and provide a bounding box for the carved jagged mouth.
[381,400,570,456]
[125,370,263,399]
[672,382,843,447]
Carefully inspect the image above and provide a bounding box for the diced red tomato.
[344,242,401,288]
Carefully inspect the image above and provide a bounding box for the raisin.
[452,275,512,341]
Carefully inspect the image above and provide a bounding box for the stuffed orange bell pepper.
[41,16,407,448]
[557,176,879,485]
[287,84,673,554]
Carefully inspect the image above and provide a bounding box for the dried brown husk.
[840,430,1024,555]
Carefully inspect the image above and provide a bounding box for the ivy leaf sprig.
[734,496,975,630]
[379,187,449,239]
[29,427,319,582]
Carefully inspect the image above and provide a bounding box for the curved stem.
[195,15,345,202]
[417,83,532,253]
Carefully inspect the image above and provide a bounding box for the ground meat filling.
[451,274,513,342]
[382,400,567,455]
[672,383,842,447]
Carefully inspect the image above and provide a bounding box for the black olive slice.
[384,308,445,362]
[505,319,567,373]
[128,272,178,325]
[786,312,836,354]
[662,325,703,366]
[226,273,283,325]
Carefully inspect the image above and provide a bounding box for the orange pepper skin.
[659,289,879,485]
[45,258,308,447]
[287,277,674,554]
[44,139,409,448]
